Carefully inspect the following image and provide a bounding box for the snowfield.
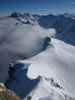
[20,38,75,99]
[0,13,75,100]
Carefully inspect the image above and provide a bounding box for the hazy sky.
[0,0,75,15]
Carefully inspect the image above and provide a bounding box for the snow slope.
[19,38,75,99]
[26,77,66,100]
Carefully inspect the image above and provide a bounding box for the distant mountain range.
[10,12,75,45]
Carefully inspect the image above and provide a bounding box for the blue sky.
[0,0,75,15]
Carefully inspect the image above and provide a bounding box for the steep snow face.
[23,38,75,98]
[26,77,65,100]
[5,63,66,100]
[5,63,40,99]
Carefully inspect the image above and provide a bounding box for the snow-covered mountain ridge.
[19,38,75,99]
[0,12,75,100]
